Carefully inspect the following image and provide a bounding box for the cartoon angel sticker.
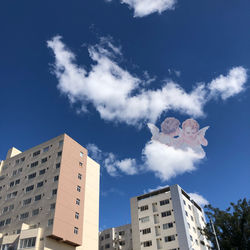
[148,117,181,147]
[148,117,209,158]
[178,119,209,157]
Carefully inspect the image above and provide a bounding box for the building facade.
[130,185,211,250]
[0,134,100,250]
[99,224,132,250]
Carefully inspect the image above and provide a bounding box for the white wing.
[198,126,209,137]
[147,123,159,136]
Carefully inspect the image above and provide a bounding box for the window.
[187,222,190,228]
[79,162,83,167]
[75,212,79,219]
[140,205,148,211]
[78,173,82,180]
[119,231,125,236]
[76,198,80,205]
[48,219,53,226]
[19,237,36,248]
[105,234,110,239]
[183,200,186,205]
[59,140,64,147]
[188,204,191,210]
[10,179,20,187]
[191,215,194,221]
[2,244,13,250]
[20,212,29,220]
[54,175,59,182]
[57,151,62,157]
[21,157,25,162]
[56,163,60,169]
[190,235,193,241]
[163,222,173,230]
[16,159,20,164]
[39,169,46,175]
[52,189,57,195]
[0,220,5,227]
[31,161,38,168]
[74,227,79,234]
[143,241,152,247]
[105,244,110,249]
[5,218,11,225]
[50,203,55,210]
[23,198,32,206]
[18,168,23,173]
[80,152,84,157]
[193,227,196,233]
[35,194,41,201]
[12,170,17,176]
[77,185,81,192]
[33,150,40,157]
[2,206,8,213]
[165,235,175,242]
[37,181,44,188]
[26,185,34,192]
[161,211,171,217]
[142,228,151,234]
[185,211,188,217]
[140,216,150,223]
[160,199,170,206]
[28,172,36,179]
[32,209,39,216]
[119,241,125,246]
[43,146,49,152]
[9,204,14,211]
[41,157,47,163]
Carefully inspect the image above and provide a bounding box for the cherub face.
[184,126,198,140]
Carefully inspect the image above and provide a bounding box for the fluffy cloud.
[87,144,138,176]
[119,0,176,17]
[48,36,233,126]
[208,67,248,100]
[189,192,209,207]
[48,36,247,127]
[142,141,203,181]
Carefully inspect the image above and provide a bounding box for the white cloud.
[47,36,218,126]
[48,37,247,127]
[87,143,138,176]
[208,67,247,100]
[189,192,209,207]
[120,0,176,17]
[142,141,203,181]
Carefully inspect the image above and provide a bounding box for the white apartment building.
[99,224,132,250]
[130,185,211,250]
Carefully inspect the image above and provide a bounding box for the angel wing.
[198,126,209,137]
[147,123,159,137]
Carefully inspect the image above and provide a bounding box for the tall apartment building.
[99,224,132,250]
[130,185,211,250]
[0,134,100,250]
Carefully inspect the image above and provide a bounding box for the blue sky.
[0,0,249,230]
